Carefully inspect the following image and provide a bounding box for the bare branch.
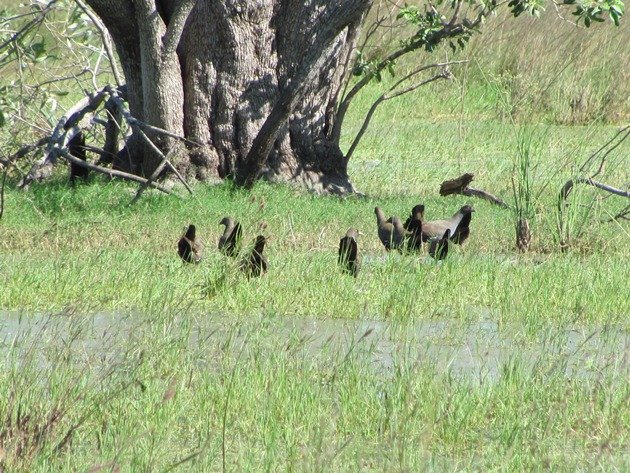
[106,87,201,146]
[462,187,510,208]
[560,178,630,200]
[73,0,122,86]
[57,148,176,197]
[135,127,193,194]
[0,137,50,167]
[129,148,175,204]
[19,87,110,188]
[162,0,198,56]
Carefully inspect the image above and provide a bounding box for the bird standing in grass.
[178,224,202,263]
[403,204,425,230]
[429,229,450,260]
[422,205,474,244]
[218,217,243,257]
[375,207,407,252]
[241,235,268,277]
[338,228,360,277]
[404,204,424,251]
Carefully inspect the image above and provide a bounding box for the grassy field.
[1,3,629,472]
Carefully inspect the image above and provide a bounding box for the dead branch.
[606,204,630,222]
[439,172,509,208]
[462,187,510,208]
[579,125,630,177]
[74,0,123,86]
[105,86,201,147]
[19,87,110,188]
[135,127,193,194]
[129,148,175,205]
[0,137,50,167]
[560,177,630,201]
[57,148,176,197]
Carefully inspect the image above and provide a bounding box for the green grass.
[1,120,628,470]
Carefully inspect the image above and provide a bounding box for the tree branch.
[57,148,176,196]
[560,178,630,200]
[162,0,197,56]
[74,0,123,86]
[19,87,110,188]
[332,1,507,144]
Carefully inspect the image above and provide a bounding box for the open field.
[1,3,629,472]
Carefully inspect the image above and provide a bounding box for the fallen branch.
[20,87,109,188]
[461,187,510,208]
[135,127,193,194]
[0,137,50,167]
[129,148,175,205]
[57,148,176,197]
[560,177,630,201]
[439,172,509,208]
[106,86,201,147]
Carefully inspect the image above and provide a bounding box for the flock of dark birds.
[177,204,475,279]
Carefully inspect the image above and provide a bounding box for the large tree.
[5,0,625,194]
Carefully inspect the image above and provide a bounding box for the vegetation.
[0,3,628,472]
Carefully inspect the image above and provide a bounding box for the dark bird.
[429,229,450,260]
[218,217,243,257]
[404,204,425,251]
[68,131,89,185]
[240,235,268,278]
[375,207,407,251]
[178,224,202,263]
[338,228,360,277]
[403,204,425,230]
[421,205,475,245]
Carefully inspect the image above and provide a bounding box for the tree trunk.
[85,0,371,193]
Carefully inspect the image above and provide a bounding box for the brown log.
[439,172,475,196]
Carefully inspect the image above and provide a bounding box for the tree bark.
[84,0,371,192]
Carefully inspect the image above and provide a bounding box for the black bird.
[404,204,425,252]
[375,207,407,251]
[218,217,243,257]
[240,235,268,277]
[403,204,425,231]
[68,131,89,184]
[338,228,360,277]
[178,224,202,263]
[429,229,450,260]
[421,205,475,245]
